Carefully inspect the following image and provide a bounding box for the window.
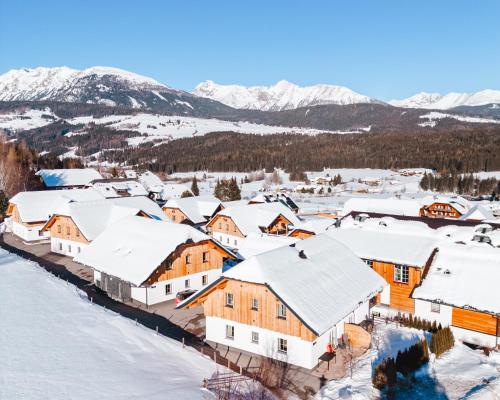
[394,265,409,284]
[251,298,259,311]
[58,242,62,251]
[202,274,208,285]
[185,279,190,288]
[251,331,259,344]
[431,303,440,313]
[185,254,191,264]
[68,244,72,253]
[225,292,234,307]
[202,252,209,263]
[277,338,287,353]
[66,226,70,235]
[218,222,222,229]
[226,237,229,244]
[57,225,61,234]
[277,303,287,319]
[165,283,172,294]
[76,229,80,237]
[234,239,238,246]
[78,247,81,254]
[172,215,176,222]
[225,325,234,339]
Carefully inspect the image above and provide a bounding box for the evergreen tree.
[181,190,193,198]
[191,176,199,196]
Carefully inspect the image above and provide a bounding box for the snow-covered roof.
[159,183,192,200]
[163,195,221,225]
[36,169,103,187]
[326,227,437,267]
[293,216,336,234]
[8,189,104,223]
[213,202,301,235]
[91,180,148,198]
[137,171,163,192]
[50,196,166,241]
[236,233,299,259]
[223,234,387,335]
[342,197,422,217]
[75,216,215,286]
[459,204,495,222]
[413,244,500,314]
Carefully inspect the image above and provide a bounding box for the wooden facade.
[372,261,423,313]
[420,203,462,219]
[44,215,90,244]
[289,229,315,239]
[207,215,245,238]
[265,214,293,235]
[6,203,45,227]
[189,279,317,341]
[207,213,293,238]
[162,207,191,224]
[145,240,234,285]
[452,307,500,336]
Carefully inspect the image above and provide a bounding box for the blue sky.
[1,1,499,100]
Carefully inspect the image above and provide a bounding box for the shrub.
[430,327,454,358]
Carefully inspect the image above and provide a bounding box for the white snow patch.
[0,249,219,399]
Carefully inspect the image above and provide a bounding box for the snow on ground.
[66,113,355,146]
[0,248,219,399]
[316,322,500,400]
[419,112,500,128]
[0,108,59,132]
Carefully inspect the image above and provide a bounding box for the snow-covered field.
[418,111,500,128]
[316,322,500,400]
[0,248,218,399]
[66,113,351,146]
[0,107,58,132]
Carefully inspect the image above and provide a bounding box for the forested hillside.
[104,128,500,173]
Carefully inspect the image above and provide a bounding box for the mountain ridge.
[193,79,378,111]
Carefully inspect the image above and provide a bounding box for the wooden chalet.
[206,202,301,248]
[413,245,500,348]
[75,216,237,305]
[178,235,386,369]
[162,195,223,226]
[40,196,165,257]
[327,228,438,314]
[5,189,104,241]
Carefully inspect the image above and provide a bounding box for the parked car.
[175,289,197,304]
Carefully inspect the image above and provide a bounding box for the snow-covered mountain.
[0,66,232,116]
[193,80,377,111]
[390,90,500,110]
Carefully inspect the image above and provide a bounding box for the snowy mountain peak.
[390,90,500,109]
[193,80,376,111]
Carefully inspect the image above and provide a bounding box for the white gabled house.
[178,234,387,369]
[6,189,104,241]
[40,196,166,258]
[74,216,237,305]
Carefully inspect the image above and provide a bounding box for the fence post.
[91,297,93,304]
[227,359,230,368]
[239,365,242,375]
[156,326,158,335]
[135,318,138,325]
[182,337,185,348]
